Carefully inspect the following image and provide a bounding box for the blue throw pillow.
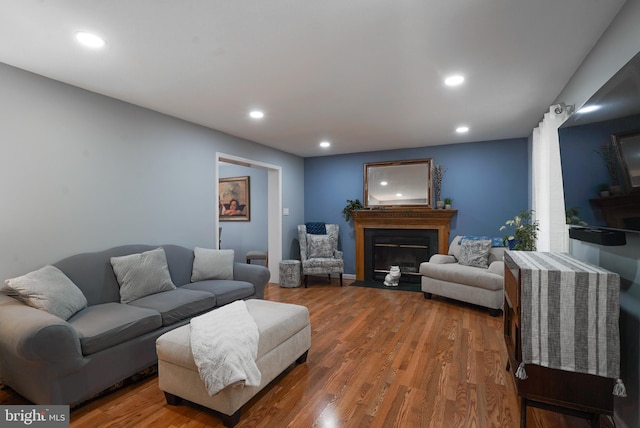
[458,235,505,247]
[305,222,327,235]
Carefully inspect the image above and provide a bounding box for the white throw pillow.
[307,234,335,258]
[191,248,234,281]
[457,239,492,268]
[4,265,87,320]
[110,247,176,304]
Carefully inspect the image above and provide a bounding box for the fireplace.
[351,207,457,281]
[364,228,438,283]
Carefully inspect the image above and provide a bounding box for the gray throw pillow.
[4,265,87,320]
[458,239,492,268]
[110,247,176,304]
[191,248,234,281]
[307,234,334,258]
[458,239,491,268]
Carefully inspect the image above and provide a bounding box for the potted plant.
[596,143,621,194]
[499,209,539,251]
[342,199,364,222]
[566,207,588,226]
[596,183,610,197]
[443,197,453,209]
[433,164,446,208]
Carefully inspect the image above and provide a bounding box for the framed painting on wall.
[219,176,250,221]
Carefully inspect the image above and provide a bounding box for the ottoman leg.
[216,409,241,428]
[296,350,309,364]
[164,392,182,405]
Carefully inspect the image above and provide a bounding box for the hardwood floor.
[1,279,614,427]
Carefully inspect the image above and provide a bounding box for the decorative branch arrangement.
[596,143,619,187]
[433,164,446,202]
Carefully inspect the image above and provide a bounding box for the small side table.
[279,260,301,288]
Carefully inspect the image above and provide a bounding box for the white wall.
[0,63,304,280]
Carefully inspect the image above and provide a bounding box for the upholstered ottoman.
[156,300,311,427]
[279,259,301,287]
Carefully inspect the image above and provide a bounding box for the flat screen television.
[559,51,640,236]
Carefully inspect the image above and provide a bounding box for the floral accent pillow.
[458,239,492,268]
[307,234,335,258]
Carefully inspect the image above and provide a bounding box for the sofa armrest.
[428,254,458,264]
[232,262,270,299]
[488,260,505,276]
[0,297,84,371]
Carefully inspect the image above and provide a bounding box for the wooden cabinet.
[503,252,615,427]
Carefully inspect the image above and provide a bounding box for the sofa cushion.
[128,288,216,325]
[191,248,234,281]
[182,280,255,306]
[420,262,503,291]
[68,302,162,355]
[4,265,87,320]
[458,239,492,268]
[111,247,176,304]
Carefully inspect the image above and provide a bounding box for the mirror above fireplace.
[364,158,433,208]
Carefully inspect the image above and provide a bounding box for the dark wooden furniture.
[589,192,640,230]
[503,252,615,428]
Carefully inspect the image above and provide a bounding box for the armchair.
[297,224,344,287]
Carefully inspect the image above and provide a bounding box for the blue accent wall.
[304,138,529,274]
[559,114,640,227]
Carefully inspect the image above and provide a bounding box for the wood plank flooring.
[1,279,614,427]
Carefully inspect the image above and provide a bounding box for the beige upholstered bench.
[156,299,311,427]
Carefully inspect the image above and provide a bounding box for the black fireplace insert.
[364,228,438,284]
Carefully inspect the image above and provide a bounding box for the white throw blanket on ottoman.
[190,300,261,395]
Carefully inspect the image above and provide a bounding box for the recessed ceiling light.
[319,141,331,148]
[380,181,388,186]
[577,105,600,114]
[396,193,402,197]
[444,75,465,87]
[456,126,469,133]
[75,32,105,48]
[249,110,264,119]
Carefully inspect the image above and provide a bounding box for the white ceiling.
[0,1,627,157]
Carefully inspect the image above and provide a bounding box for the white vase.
[436,201,444,209]
[445,204,452,210]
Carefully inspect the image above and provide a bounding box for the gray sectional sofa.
[0,244,270,406]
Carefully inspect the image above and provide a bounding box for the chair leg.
[339,273,343,286]
[304,275,308,288]
[327,274,331,283]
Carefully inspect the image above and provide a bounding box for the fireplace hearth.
[364,228,437,283]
